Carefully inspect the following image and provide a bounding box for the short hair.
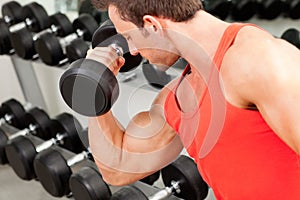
[91,0,203,27]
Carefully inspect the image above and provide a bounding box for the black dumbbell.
[0,2,49,55]
[69,166,112,200]
[288,0,300,19]
[111,155,209,200]
[59,19,143,116]
[202,0,233,20]
[230,0,259,21]
[0,1,23,55]
[78,0,109,24]
[256,0,290,20]
[5,113,83,180]
[1,1,24,26]
[64,38,90,64]
[0,107,51,165]
[35,14,98,66]
[281,28,300,49]
[10,12,74,60]
[34,144,93,197]
[142,58,187,89]
[0,98,31,129]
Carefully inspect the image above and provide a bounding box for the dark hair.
[91,0,203,27]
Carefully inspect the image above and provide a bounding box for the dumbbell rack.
[10,54,48,111]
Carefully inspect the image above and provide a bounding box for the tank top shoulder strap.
[213,23,261,70]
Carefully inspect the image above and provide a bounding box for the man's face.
[108,5,180,70]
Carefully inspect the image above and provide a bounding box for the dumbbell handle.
[35,133,67,153]
[67,148,91,167]
[0,114,13,126]
[8,18,33,32]
[31,24,59,41]
[8,124,38,140]
[148,181,180,200]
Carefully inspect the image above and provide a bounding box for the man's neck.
[164,10,230,74]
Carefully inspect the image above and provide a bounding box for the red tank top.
[164,23,300,199]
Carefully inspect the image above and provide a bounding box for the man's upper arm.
[240,38,300,154]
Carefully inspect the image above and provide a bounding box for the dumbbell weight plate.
[142,62,172,89]
[0,129,8,164]
[50,113,83,153]
[1,99,27,129]
[73,14,99,41]
[161,155,209,200]
[24,107,53,140]
[65,38,89,63]
[281,28,300,49]
[60,58,119,116]
[92,20,143,72]
[289,1,300,19]
[49,12,74,37]
[34,149,72,197]
[10,28,37,59]
[1,1,23,25]
[0,21,12,55]
[69,166,112,200]
[5,135,37,180]
[21,2,50,32]
[35,32,65,65]
[231,0,258,21]
[110,186,148,200]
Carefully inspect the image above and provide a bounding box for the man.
[87,0,300,199]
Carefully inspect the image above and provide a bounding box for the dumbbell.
[0,98,31,129]
[202,0,233,20]
[64,38,90,64]
[111,155,209,200]
[35,14,98,66]
[78,0,109,24]
[288,0,300,19]
[0,2,49,55]
[142,58,188,89]
[5,113,83,180]
[10,12,74,60]
[34,143,93,197]
[0,107,51,165]
[1,1,24,26]
[59,19,143,116]
[69,165,112,200]
[230,0,259,21]
[281,28,300,49]
[256,0,290,20]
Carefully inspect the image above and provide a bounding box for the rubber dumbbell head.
[0,98,28,129]
[257,0,289,20]
[59,19,143,116]
[69,166,111,200]
[65,38,90,63]
[0,128,8,164]
[231,0,258,21]
[281,28,300,49]
[1,1,24,25]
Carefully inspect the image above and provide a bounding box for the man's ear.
[143,15,163,33]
